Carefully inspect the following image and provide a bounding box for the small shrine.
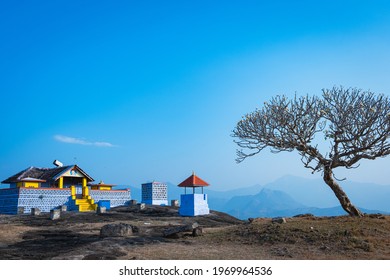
[0,160,131,214]
[177,172,210,216]
[141,181,168,206]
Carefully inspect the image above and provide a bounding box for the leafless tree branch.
[232,86,390,216]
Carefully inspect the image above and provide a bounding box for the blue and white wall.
[18,188,72,213]
[0,188,71,214]
[179,194,210,216]
[0,187,131,214]
[141,182,168,206]
[0,188,19,214]
[90,189,131,208]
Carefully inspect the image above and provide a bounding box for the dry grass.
[202,215,390,259]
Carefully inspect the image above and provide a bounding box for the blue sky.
[1,0,390,190]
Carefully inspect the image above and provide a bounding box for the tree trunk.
[323,167,363,217]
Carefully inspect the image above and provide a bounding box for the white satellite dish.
[53,160,63,167]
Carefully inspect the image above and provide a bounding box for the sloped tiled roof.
[1,165,94,184]
[52,165,94,182]
[178,172,210,187]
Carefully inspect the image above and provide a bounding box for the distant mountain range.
[121,175,390,219]
[221,188,388,219]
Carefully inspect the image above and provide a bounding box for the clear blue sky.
[1,0,389,190]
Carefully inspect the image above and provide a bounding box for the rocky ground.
[0,205,389,260]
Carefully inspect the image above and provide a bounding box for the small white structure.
[141,181,168,206]
[179,194,209,216]
[178,172,210,217]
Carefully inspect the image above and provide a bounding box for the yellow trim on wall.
[17,182,40,188]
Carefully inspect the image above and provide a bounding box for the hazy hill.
[225,188,306,219]
[264,175,390,211]
[106,175,390,219]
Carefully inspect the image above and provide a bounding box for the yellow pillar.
[58,177,63,189]
[71,185,76,200]
[82,178,89,198]
[82,186,90,198]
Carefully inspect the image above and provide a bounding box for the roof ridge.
[37,164,72,170]
[17,166,35,181]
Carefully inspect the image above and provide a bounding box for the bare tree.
[232,87,390,216]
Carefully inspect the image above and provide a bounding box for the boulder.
[293,213,314,218]
[50,209,61,220]
[129,200,137,206]
[97,206,106,214]
[192,227,203,237]
[163,223,199,237]
[17,207,24,215]
[171,200,179,207]
[368,213,385,219]
[31,208,41,216]
[272,217,287,224]
[100,223,138,238]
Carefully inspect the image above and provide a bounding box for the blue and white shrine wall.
[0,187,131,214]
[179,194,210,216]
[90,189,131,208]
[0,188,19,214]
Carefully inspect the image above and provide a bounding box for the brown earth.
[0,205,389,260]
